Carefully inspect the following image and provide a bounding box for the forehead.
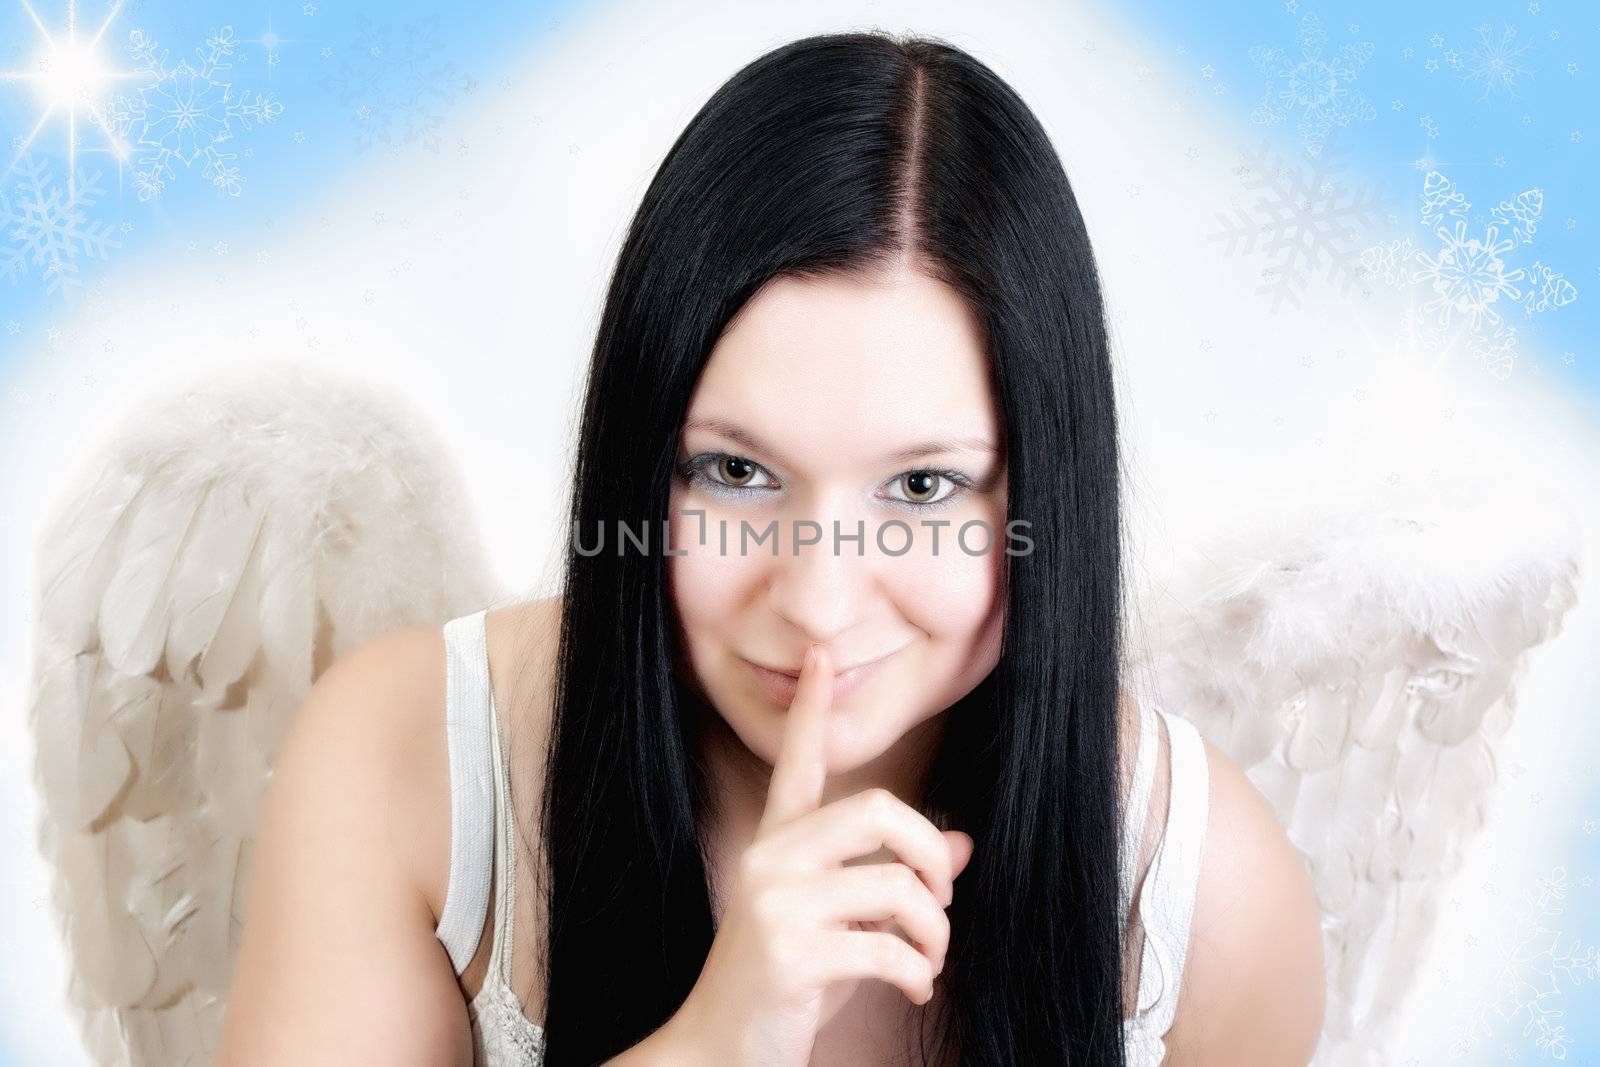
[687,269,999,461]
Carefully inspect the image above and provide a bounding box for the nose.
[763,510,879,647]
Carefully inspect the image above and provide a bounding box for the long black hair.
[525,29,1128,1065]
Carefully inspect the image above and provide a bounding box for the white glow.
[30,39,113,109]
[1,0,137,195]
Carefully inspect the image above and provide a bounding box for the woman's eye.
[712,455,768,488]
[680,453,973,511]
[885,470,962,508]
[690,453,776,491]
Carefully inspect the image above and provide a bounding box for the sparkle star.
[0,0,144,197]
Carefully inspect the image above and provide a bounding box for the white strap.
[485,643,518,984]
[1129,708,1211,1027]
[1118,698,1160,932]
[434,609,496,974]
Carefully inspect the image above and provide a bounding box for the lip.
[747,647,902,706]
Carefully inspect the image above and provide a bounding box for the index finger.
[758,642,833,833]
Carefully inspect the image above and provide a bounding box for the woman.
[218,29,1325,1066]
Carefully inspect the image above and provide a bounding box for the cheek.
[666,494,766,668]
[880,512,1007,653]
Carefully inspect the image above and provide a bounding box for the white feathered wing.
[27,361,504,1066]
[1127,474,1583,1066]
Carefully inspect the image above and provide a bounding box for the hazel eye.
[717,455,759,487]
[690,453,776,492]
[889,470,957,506]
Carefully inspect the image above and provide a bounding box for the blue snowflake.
[1447,867,1599,1060]
[1208,133,1389,312]
[104,26,285,201]
[316,14,477,155]
[1360,171,1578,379]
[1455,21,1536,101]
[0,153,121,296]
[1248,11,1378,159]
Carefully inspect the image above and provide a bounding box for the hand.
[661,644,975,1067]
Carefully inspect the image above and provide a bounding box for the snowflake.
[1359,171,1577,379]
[1459,21,1536,101]
[1446,867,1599,1060]
[104,26,285,201]
[1470,322,1519,380]
[1208,133,1389,312]
[0,153,121,296]
[1248,11,1378,159]
[315,14,478,155]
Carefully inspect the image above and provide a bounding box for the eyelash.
[675,452,978,513]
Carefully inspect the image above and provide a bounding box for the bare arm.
[1164,738,1327,1066]
[217,630,471,1066]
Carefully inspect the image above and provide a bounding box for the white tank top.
[432,609,1209,1065]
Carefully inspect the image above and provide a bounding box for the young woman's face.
[667,264,1008,777]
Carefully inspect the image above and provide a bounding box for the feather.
[27,358,504,1066]
[1130,470,1582,1065]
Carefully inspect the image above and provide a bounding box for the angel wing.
[27,359,505,1067]
[1127,473,1583,1066]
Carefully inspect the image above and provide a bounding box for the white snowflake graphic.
[1208,133,1389,312]
[1454,21,1537,101]
[316,14,478,155]
[0,153,121,296]
[1447,867,1599,1060]
[1359,170,1577,379]
[1248,11,1378,159]
[104,26,285,201]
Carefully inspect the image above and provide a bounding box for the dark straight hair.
[528,29,1128,1065]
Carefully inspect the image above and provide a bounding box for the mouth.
[746,647,903,706]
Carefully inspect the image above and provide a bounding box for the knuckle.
[889,862,922,899]
[873,931,904,970]
[865,786,899,819]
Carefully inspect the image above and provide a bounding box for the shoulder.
[220,597,567,1062]
[1163,733,1327,1066]
[245,618,459,936]
[219,621,466,1061]
[260,595,565,929]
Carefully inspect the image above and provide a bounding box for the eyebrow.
[683,417,998,467]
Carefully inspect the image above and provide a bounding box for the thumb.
[946,830,975,878]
